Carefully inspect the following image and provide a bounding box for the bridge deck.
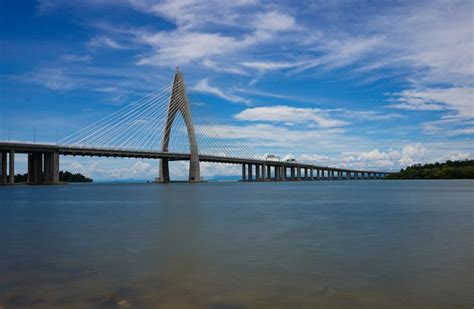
[0,142,390,175]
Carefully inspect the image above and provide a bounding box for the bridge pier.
[246,163,386,181]
[281,166,286,181]
[9,150,14,184]
[25,151,61,185]
[1,151,7,184]
[158,159,170,182]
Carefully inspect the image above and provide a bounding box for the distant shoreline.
[385,160,473,180]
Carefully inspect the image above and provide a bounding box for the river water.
[0,180,472,308]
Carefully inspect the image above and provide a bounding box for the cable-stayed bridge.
[0,69,390,184]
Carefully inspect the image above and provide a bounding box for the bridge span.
[0,68,391,184]
[0,142,390,184]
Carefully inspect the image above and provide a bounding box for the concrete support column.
[8,150,14,184]
[297,167,301,181]
[1,152,6,184]
[42,152,60,183]
[27,154,33,183]
[310,168,314,180]
[33,152,43,184]
[247,164,253,181]
[346,171,351,180]
[44,153,52,183]
[280,166,285,181]
[331,170,335,180]
[52,152,59,183]
[262,164,267,180]
[242,164,247,181]
[256,164,261,181]
[267,165,271,180]
[159,158,170,182]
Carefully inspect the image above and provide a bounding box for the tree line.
[14,171,93,183]
[386,160,474,179]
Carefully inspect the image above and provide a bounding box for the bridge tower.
[159,68,200,182]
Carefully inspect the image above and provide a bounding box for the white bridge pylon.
[159,69,200,182]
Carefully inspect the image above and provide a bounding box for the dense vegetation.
[386,160,474,179]
[59,171,93,182]
[14,171,93,183]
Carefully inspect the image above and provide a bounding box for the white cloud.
[201,58,249,75]
[133,0,259,28]
[60,54,92,62]
[384,1,473,86]
[443,152,471,161]
[330,109,404,121]
[253,10,297,32]
[399,143,426,166]
[240,61,299,72]
[422,117,474,137]
[136,30,256,66]
[192,79,250,104]
[88,36,127,49]
[388,87,474,117]
[69,159,155,180]
[234,105,350,128]
[293,35,385,73]
[17,67,77,90]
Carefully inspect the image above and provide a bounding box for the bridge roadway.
[0,141,391,184]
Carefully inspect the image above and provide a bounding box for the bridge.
[0,69,390,185]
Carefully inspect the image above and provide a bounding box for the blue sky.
[0,0,473,180]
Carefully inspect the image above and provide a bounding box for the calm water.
[0,180,472,308]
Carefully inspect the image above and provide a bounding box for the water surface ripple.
[1,180,472,308]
